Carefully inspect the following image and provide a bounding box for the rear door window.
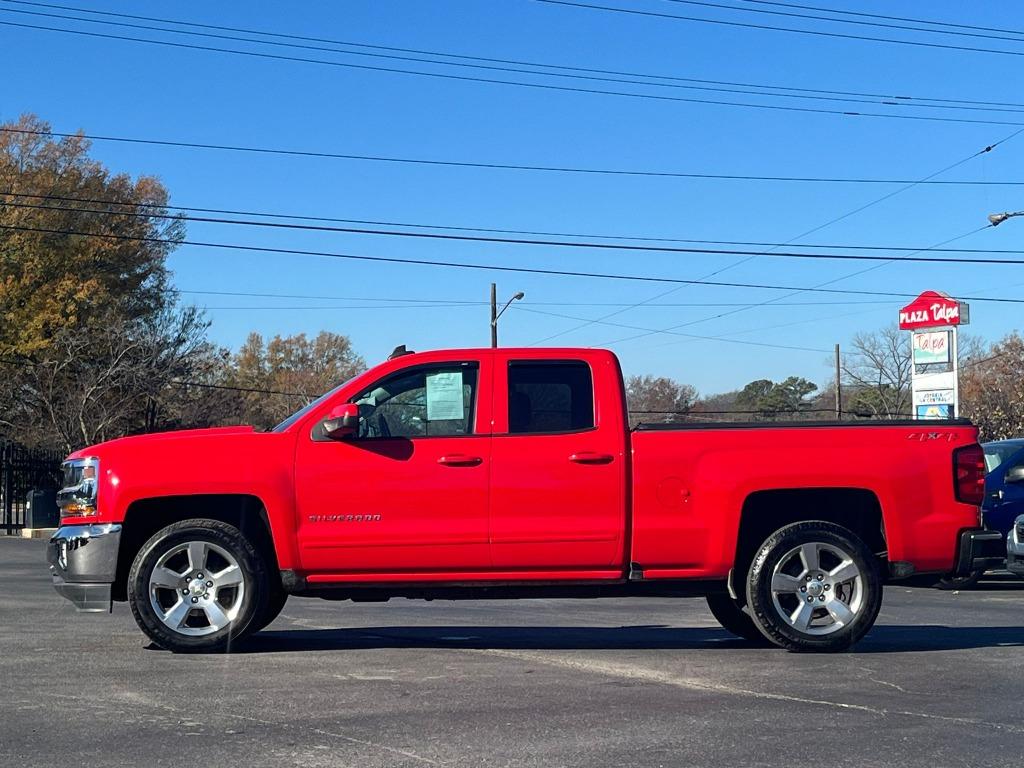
[507,361,594,434]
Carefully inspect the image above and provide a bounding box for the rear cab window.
[507,361,595,434]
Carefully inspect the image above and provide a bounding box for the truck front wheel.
[127,519,269,653]
[745,521,882,652]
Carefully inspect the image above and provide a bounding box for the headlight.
[57,457,100,518]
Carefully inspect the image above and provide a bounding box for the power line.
[663,0,1024,45]
[733,0,1024,37]
[520,304,865,351]
[179,289,892,308]
[3,127,1022,186]
[532,128,1017,345]
[512,306,830,353]
[605,223,993,349]
[6,3,1024,117]
[7,220,1024,305]
[7,18,1024,128]
[168,379,316,398]
[9,198,1024,266]
[0,357,318,397]
[8,0,1024,109]
[538,0,1024,59]
[179,289,486,305]
[586,124,1024,347]
[199,304,482,311]
[9,190,1024,253]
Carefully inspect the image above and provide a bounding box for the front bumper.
[953,528,1005,576]
[46,524,122,612]
[1007,517,1024,578]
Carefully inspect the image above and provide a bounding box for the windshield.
[983,443,1024,474]
[271,378,355,433]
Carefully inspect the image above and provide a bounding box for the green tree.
[736,376,818,418]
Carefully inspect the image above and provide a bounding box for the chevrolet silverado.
[48,347,1003,653]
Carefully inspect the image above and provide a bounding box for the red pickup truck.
[48,346,1002,653]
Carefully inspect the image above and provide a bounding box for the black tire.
[253,584,288,632]
[127,518,269,653]
[705,593,772,645]
[934,571,983,591]
[746,521,882,653]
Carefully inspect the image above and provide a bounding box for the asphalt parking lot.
[2,537,1022,768]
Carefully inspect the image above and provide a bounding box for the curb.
[20,528,57,539]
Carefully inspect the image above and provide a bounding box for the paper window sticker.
[425,371,464,421]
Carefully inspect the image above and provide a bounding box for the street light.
[490,283,525,347]
[988,210,1024,226]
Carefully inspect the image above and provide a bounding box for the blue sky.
[3,0,1024,395]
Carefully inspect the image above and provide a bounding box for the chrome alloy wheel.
[148,541,245,636]
[769,541,863,636]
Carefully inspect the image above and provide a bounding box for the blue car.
[983,439,1024,545]
[938,439,1024,588]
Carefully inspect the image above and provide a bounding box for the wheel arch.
[113,494,280,601]
[731,487,886,599]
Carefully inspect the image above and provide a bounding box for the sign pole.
[834,343,842,420]
[898,290,968,420]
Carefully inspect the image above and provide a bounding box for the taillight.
[953,444,985,506]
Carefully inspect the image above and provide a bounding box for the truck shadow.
[238,624,1024,654]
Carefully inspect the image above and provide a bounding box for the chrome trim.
[57,456,100,518]
[1008,515,1024,577]
[47,523,122,583]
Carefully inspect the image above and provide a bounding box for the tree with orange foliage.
[960,332,1024,441]
[0,114,216,450]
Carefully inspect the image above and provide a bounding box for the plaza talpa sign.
[898,290,969,331]
[898,291,969,419]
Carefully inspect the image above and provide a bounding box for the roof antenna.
[388,344,414,360]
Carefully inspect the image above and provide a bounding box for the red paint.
[67,347,980,583]
[898,290,964,330]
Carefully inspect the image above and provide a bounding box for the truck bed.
[634,418,973,431]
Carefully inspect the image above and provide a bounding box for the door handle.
[437,454,483,467]
[568,452,614,465]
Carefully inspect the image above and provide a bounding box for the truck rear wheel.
[127,519,269,653]
[705,593,771,645]
[745,521,882,652]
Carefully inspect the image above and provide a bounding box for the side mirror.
[1006,466,1024,484]
[322,403,359,440]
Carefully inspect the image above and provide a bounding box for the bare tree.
[625,375,698,427]
[842,325,912,418]
[9,308,216,453]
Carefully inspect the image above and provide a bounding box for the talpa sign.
[898,290,969,331]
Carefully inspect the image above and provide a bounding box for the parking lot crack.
[472,649,1024,735]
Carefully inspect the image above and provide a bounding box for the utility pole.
[489,283,525,348]
[834,343,842,420]
[490,283,498,348]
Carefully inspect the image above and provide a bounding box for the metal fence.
[1,442,64,534]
